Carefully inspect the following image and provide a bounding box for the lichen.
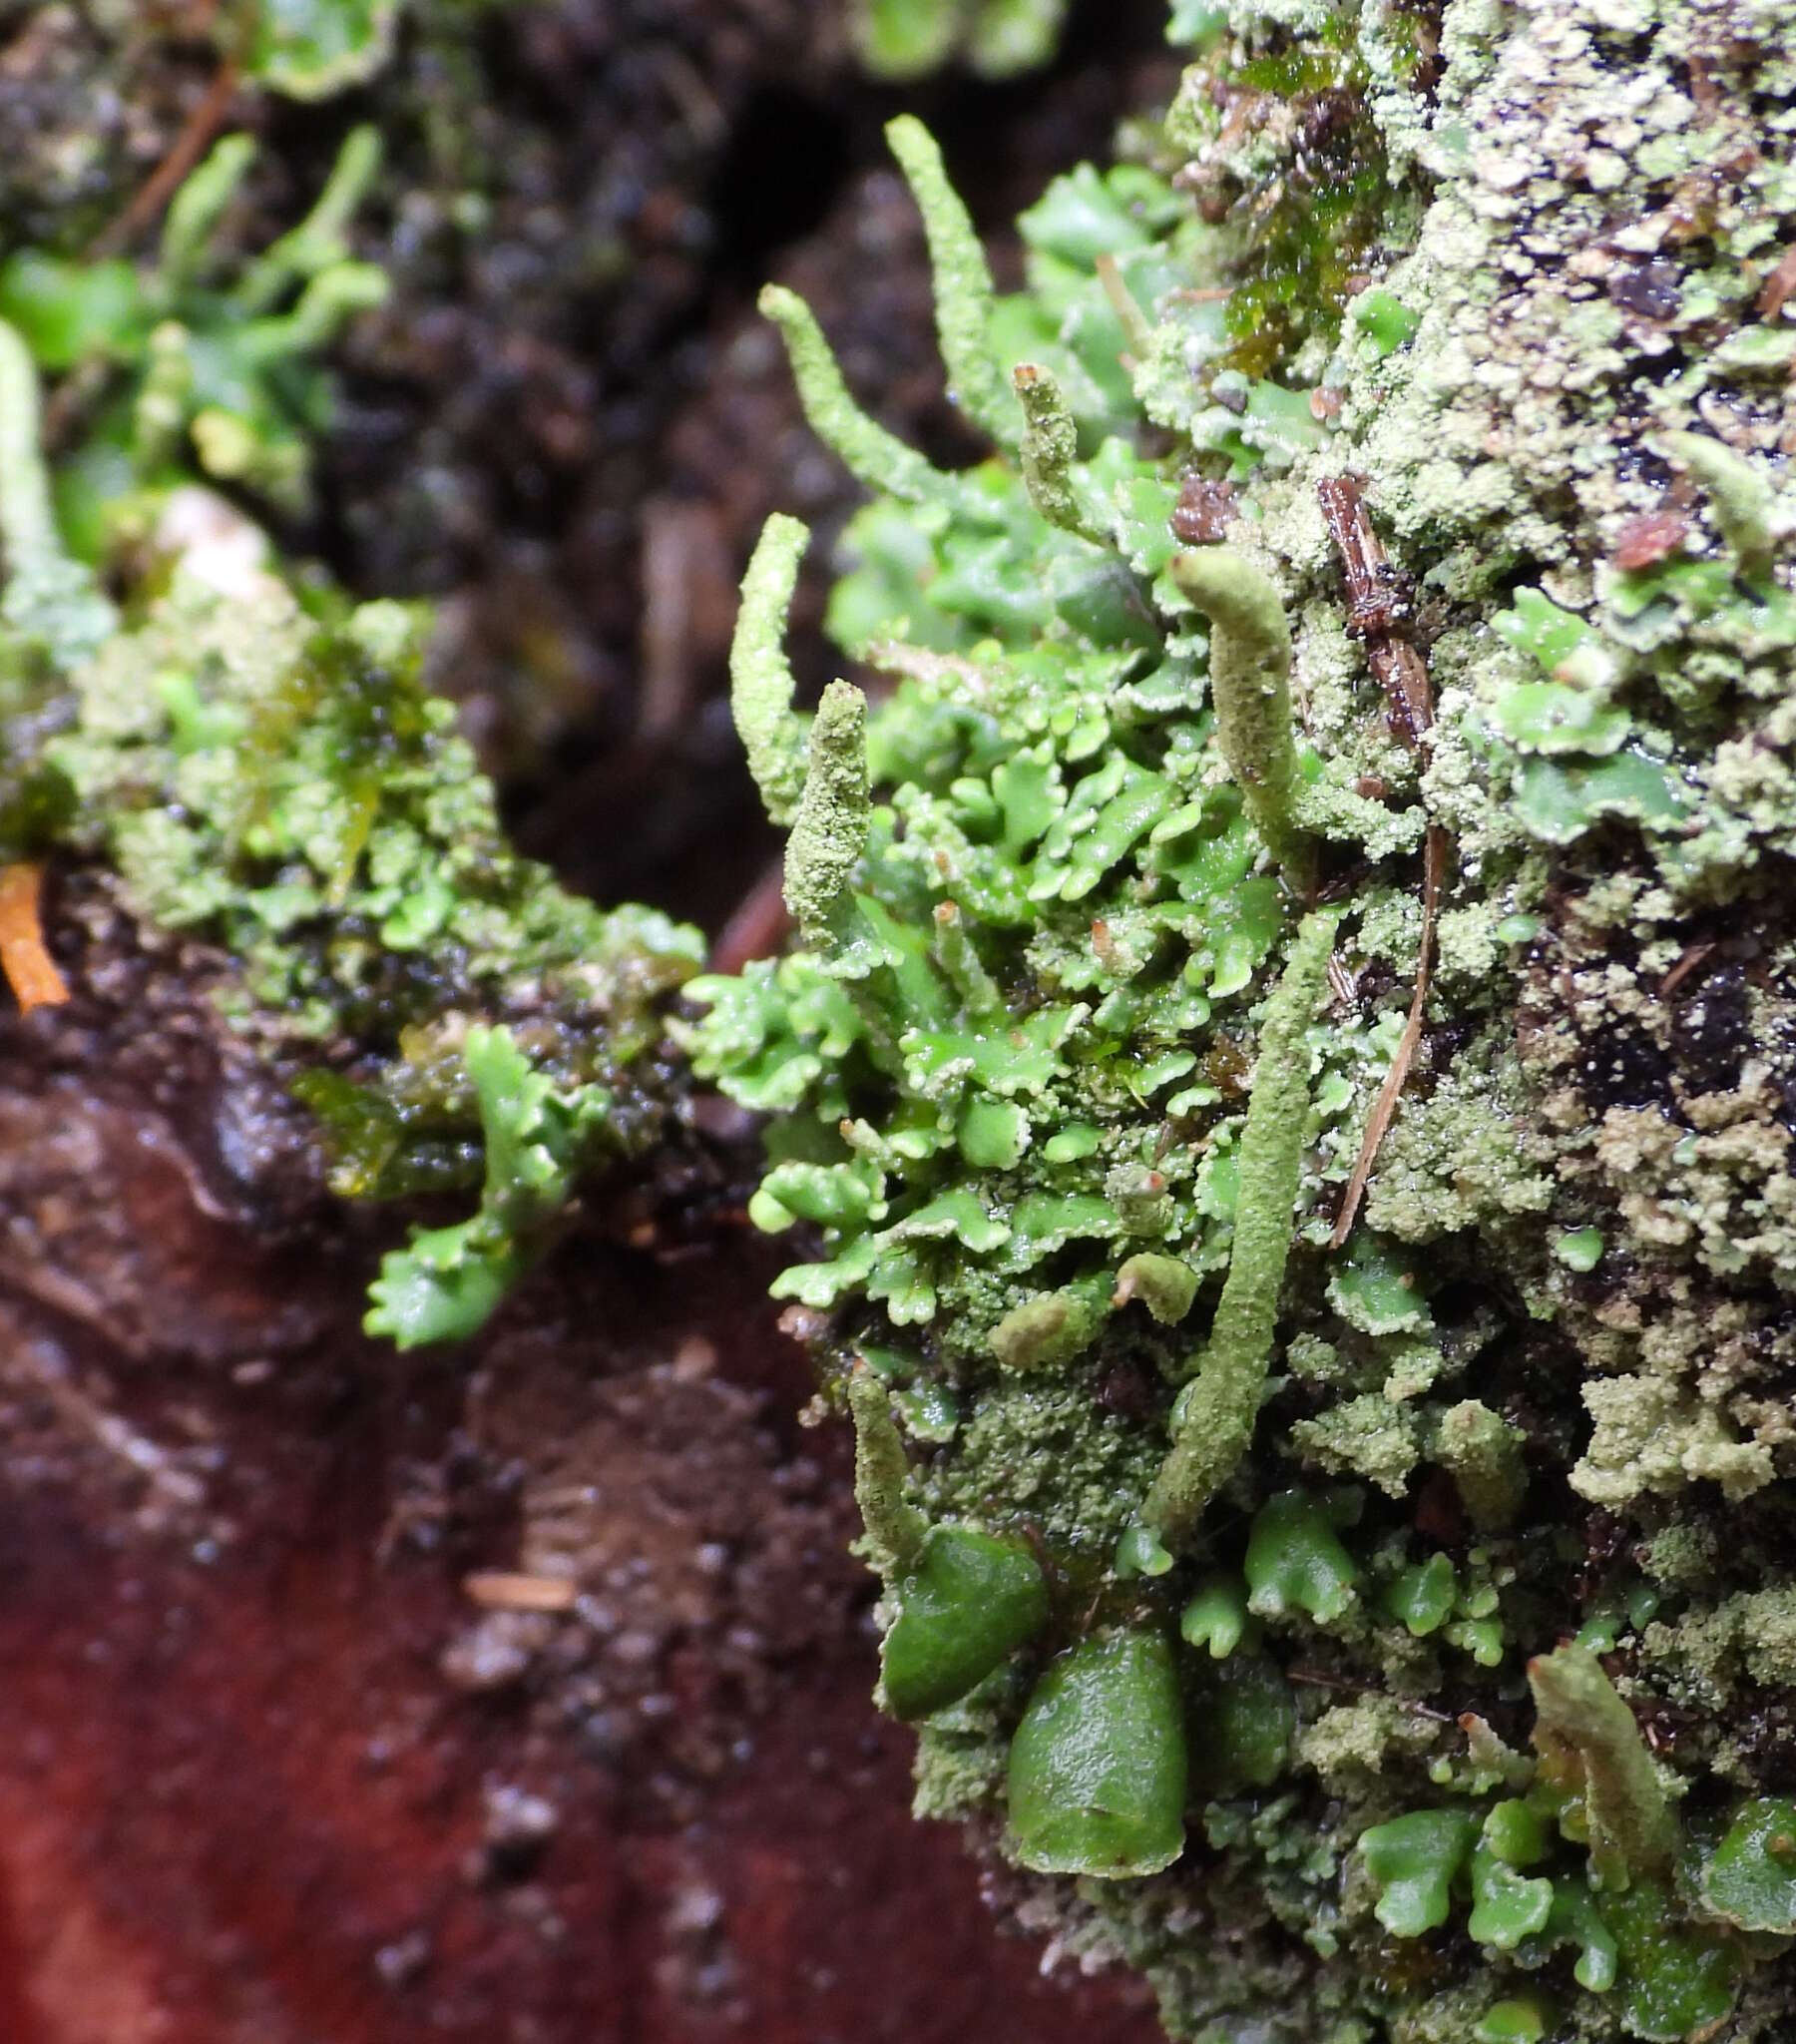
[689,4,1796,2028]
[0,336,698,1346]
[0,125,387,554]
[847,0,1069,81]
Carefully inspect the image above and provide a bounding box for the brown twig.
[1317,473,1432,745]
[1317,475,1448,1248]
[1329,823,1446,1249]
[462,1571,579,1614]
[1759,246,1796,320]
[1094,254,1153,357]
[1659,938,1717,998]
[89,55,243,259]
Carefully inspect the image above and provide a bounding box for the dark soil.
[0,872,1162,2041]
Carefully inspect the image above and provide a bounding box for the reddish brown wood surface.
[0,877,1160,2044]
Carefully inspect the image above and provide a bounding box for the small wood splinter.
[1316,476,1446,1250]
[0,862,69,1014]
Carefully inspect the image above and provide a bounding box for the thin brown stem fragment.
[90,57,243,259]
[1329,823,1446,1249]
[1318,473,1433,744]
[1319,474,1448,1247]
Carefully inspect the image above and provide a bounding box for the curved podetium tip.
[730,512,812,826]
[885,115,1021,446]
[1168,548,1314,887]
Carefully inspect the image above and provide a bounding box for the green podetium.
[1528,1644,1677,1888]
[756,282,994,524]
[1008,1629,1187,1877]
[1143,909,1341,1545]
[848,1371,1048,1719]
[848,1368,929,1576]
[784,679,870,945]
[1013,361,1104,542]
[1168,548,1314,892]
[730,512,812,826]
[0,319,115,670]
[1654,429,1781,580]
[884,115,1021,444]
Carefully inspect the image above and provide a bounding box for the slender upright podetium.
[1014,362,1104,542]
[1143,907,1340,1545]
[1529,1645,1677,1889]
[846,1368,928,1576]
[0,320,115,670]
[1168,548,1314,892]
[783,679,869,944]
[885,114,1021,445]
[756,284,992,523]
[730,513,813,826]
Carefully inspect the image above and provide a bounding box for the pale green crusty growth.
[757,284,990,523]
[1143,906,1340,1546]
[1655,429,1781,580]
[990,1285,1107,1371]
[1529,1645,1677,1889]
[0,319,115,671]
[783,678,869,943]
[1433,1400,1528,1534]
[730,512,813,826]
[1013,362,1103,542]
[886,114,1021,445]
[1168,548,1312,891]
[848,1368,928,1575]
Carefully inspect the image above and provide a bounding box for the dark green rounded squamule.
[882,1523,1050,1721]
[1007,1628,1187,1878]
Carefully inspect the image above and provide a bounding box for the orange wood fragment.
[0,863,69,1013]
